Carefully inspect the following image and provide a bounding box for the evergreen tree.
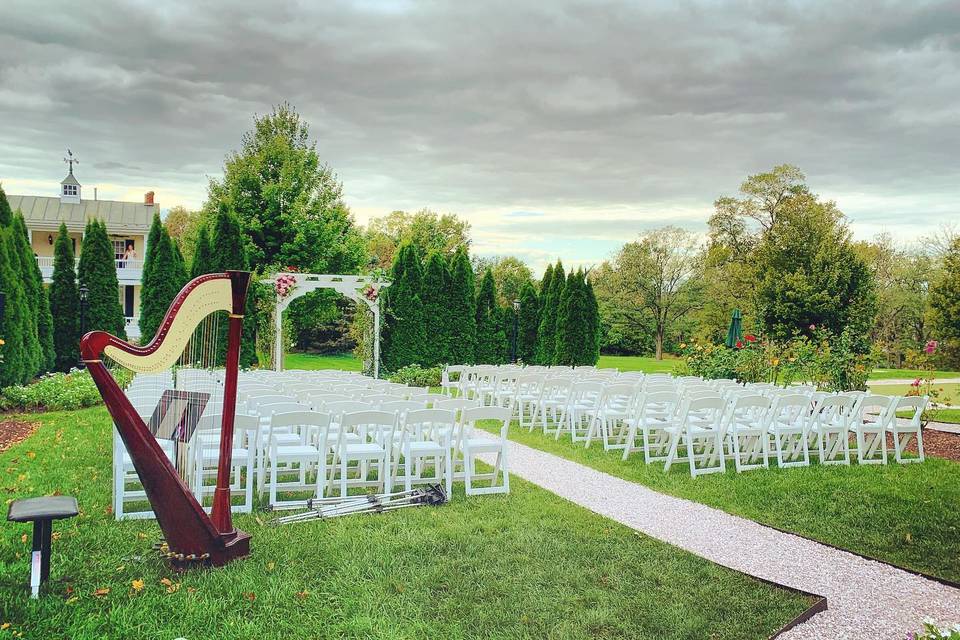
[190,223,214,279]
[0,213,33,386]
[496,305,512,364]
[536,260,564,364]
[446,246,476,364]
[139,227,187,342]
[78,220,127,339]
[475,268,500,364]
[555,270,592,366]
[533,263,554,364]
[584,275,601,365]
[142,213,163,290]
[381,243,427,372]
[209,203,257,367]
[49,223,80,372]
[6,212,42,375]
[14,213,55,372]
[517,281,539,364]
[930,237,960,366]
[421,251,451,366]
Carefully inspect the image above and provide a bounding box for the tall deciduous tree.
[517,281,539,364]
[381,243,427,371]
[78,220,127,339]
[930,237,960,366]
[49,223,79,372]
[366,209,471,270]
[472,255,535,308]
[421,251,451,366]
[604,228,703,360]
[536,260,565,364]
[446,246,476,364]
[752,195,875,349]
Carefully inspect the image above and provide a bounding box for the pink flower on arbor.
[924,340,939,355]
[808,324,816,331]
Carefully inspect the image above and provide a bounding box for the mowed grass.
[479,422,960,583]
[0,408,811,640]
[285,352,959,382]
[866,382,959,405]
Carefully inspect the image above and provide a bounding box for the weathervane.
[64,149,79,175]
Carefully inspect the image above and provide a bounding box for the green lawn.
[479,422,960,583]
[0,408,810,640]
[283,352,959,382]
[866,382,959,404]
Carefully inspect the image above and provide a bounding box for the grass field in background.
[0,408,811,639]
[866,383,959,404]
[478,422,960,583]
[284,352,960,382]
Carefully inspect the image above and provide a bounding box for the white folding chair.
[810,395,856,465]
[888,396,927,463]
[266,411,330,508]
[332,410,396,496]
[585,382,636,451]
[395,409,454,497]
[664,396,727,477]
[191,413,258,513]
[850,395,896,465]
[457,406,512,495]
[767,394,813,468]
[622,390,681,463]
[724,394,771,472]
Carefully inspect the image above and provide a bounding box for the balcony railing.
[36,256,144,282]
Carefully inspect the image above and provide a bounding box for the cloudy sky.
[1,1,958,272]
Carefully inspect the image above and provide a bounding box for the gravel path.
[474,431,960,639]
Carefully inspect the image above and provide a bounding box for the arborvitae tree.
[555,270,592,366]
[0,216,33,386]
[190,223,214,279]
[15,214,55,372]
[475,268,501,364]
[7,213,42,375]
[78,220,127,339]
[496,304,512,364]
[446,246,476,364]
[142,213,163,289]
[517,280,539,364]
[139,228,186,342]
[49,223,80,372]
[209,203,257,367]
[381,243,427,372]
[584,275,601,365]
[536,260,564,364]
[533,263,554,364]
[421,251,451,366]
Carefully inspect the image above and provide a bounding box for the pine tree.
[209,203,257,368]
[0,217,33,386]
[517,280,539,364]
[78,220,127,339]
[381,243,427,372]
[555,270,589,366]
[536,260,564,364]
[421,251,451,366]
[446,246,476,364]
[139,228,187,342]
[190,223,214,279]
[49,223,80,372]
[475,268,500,364]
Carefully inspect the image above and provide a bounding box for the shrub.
[910,619,960,639]
[388,364,442,387]
[0,368,131,412]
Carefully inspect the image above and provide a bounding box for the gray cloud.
[1,0,958,270]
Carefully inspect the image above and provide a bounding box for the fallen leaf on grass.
[187,587,197,594]
[131,579,144,592]
[26,452,35,459]
[51,532,61,541]
[166,583,180,594]
[20,534,27,544]
[137,532,148,540]
[93,587,110,597]
[159,578,173,587]
[255,517,265,527]
[65,596,78,605]
[243,592,256,602]
[295,590,309,601]
[1,623,10,630]
[905,532,913,543]
[266,561,275,572]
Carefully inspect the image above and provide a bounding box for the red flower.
[735,340,743,349]
[744,334,756,343]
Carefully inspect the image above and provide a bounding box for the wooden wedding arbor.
[265,273,390,378]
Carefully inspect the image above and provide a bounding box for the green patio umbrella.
[725,308,744,348]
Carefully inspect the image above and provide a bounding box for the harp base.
[159,529,252,571]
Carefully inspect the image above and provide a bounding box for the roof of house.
[61,173,80,186]
[5,195,156,234]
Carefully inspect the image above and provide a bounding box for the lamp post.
[78,285,89,369]
[511,298,521,363]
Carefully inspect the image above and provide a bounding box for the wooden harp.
[80,271,252,569]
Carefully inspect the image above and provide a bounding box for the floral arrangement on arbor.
[359,283,379,302]
[274,273,298,300]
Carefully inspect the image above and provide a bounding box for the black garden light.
[511,298,521,363]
